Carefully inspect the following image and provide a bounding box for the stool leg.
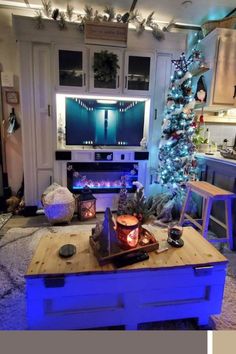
[179,188,191,226]
[225,199,233,250]
[202,197,206,221]
[202,197,213,239]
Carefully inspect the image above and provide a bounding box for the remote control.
[113,251,149,268]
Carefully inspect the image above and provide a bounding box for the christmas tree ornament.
[52,8,59,20]
[199,114,204,124]
[194,75,207,103]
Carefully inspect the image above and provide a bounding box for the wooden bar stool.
[179,181,235,250]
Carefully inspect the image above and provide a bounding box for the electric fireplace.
[67,162,138,194]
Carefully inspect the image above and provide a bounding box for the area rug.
[0,213,12,231]
[0,225,236,330]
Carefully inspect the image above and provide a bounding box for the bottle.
[223,139,228,150]
[233,135,236,151]
[204,128,210,143]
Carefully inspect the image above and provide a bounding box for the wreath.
[93,50,120,83]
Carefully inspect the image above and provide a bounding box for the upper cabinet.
[124,51,155,95]
[55,45,88,92]
[201,28,236,109]
[55,44,155,96]
[89,46,123,94]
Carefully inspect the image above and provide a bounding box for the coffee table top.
[25,226,227,277]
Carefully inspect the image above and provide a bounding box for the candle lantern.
[77,186,96,221]
[116,215,139,250]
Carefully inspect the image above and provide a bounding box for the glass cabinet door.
[124,52,154,94]
[55,46,87,91]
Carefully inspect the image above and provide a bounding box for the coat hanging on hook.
[7,107,20,135]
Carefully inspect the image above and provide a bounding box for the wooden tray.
[89,235,159,266]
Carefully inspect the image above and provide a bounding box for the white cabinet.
[124,51,155,95]
[55,45,88,92]
[201,28,236,109]
[54,45,156,96]
[89,46,123,94]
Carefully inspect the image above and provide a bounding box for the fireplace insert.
[67,162,138,194]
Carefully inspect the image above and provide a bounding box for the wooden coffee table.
[25,226,227,330]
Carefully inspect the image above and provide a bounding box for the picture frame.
[5,91,19,104]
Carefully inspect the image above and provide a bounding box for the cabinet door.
[213,34,236,106]
[55,45,87,92]
[89,46,122,94]
[124,51,155,95]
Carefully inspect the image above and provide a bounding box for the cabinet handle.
[44,277,65,288]
[49,176,52,185]
[84,73,86,86]
[194,265,213,276]
[117,75,120,88]
[47,105,51,117]
[154,109,157,120]
[233,85,236,99]
[125,76,127,88]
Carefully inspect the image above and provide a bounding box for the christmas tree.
[156,52,200,222]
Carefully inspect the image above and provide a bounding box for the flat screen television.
[65,97,146,146]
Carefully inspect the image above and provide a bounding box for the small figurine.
[140,137,147,150]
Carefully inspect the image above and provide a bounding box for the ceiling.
[0,0,235,27]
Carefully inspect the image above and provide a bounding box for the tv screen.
[65,97,145,146]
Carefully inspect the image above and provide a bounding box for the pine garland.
[36,1,166,41]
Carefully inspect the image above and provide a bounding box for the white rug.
[0,225,235,330]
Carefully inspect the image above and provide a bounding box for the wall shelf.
[191,66,209,77]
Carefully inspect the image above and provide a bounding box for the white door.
[33,44,53,205]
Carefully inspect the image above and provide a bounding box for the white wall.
[205,123,236,147]
[0,8,29,193]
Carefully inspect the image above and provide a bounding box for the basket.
[220,150,236,160]
[42,198,76,225]
[201,16,236,37]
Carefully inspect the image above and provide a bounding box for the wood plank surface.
[188,181,235,197]
[26,226,227,277]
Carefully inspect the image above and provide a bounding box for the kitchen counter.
[196,152,236,167]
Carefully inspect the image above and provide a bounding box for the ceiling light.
[181,1,193,7]
[96,100,117,104]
